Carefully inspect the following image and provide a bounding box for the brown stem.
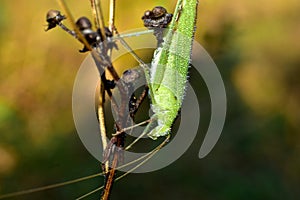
[100,61,129,200]
[132,86,149,117]
[98,80,109,174]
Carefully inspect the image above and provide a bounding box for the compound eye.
[152,6,167,18]
[76,17,92,31]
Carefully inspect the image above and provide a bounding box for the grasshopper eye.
[152,6,167,18]
[45,9,66,31]
[76,17,92,31]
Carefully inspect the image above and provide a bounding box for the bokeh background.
[0,0,299,199]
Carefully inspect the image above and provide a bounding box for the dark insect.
[142,6,173,46]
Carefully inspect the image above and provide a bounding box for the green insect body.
[146,0,198,139]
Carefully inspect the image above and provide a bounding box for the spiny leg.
[125,115,159,150]
[100,117,155,167]
[103,116,157,165]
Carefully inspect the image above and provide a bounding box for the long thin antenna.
[76,135,170,200]
[0,173,103,199]
[0,139,167,200]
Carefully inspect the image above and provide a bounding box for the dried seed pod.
[142,6,173,46]
[152,6,168,18]
[75,17,100,52]
[142,6,172,28]
[142,10,152,19]
[76,17,92,31]
[45,9,66,31]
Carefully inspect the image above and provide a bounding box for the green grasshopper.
[0,1,199,199]
[138,0,198,140]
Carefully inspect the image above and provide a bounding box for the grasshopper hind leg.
[125,114,169,150]
[147,122,170,140]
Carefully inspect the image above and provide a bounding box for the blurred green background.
[0,0,299,199]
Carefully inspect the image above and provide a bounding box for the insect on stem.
[43,0,199,199]
[54,1,128,198]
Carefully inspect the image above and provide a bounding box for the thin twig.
[108,0,116,32]
[101,0,126,198]
[98,81,109,173]
[95,0,106,32]
[0,139,168,200]
[90,0,111,177]
[56,2,151,200]
[56,2,126,199]
[56,0,92,52]
[76,135,170,200]
[90,0,101,30]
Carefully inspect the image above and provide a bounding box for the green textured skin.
[147,0,198,139]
